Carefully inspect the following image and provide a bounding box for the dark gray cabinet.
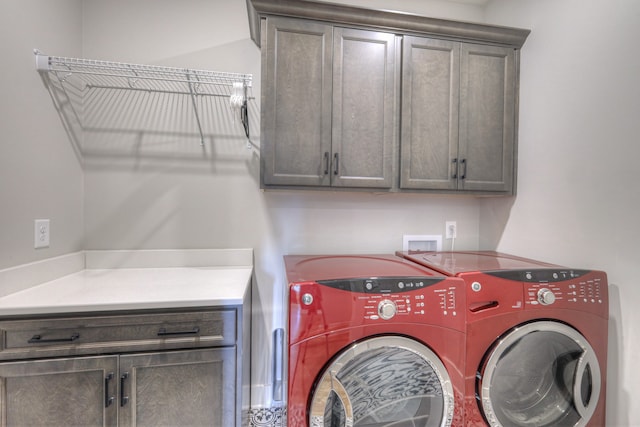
[459,43,516,192]
[250,0,529,195]
[0,356,118,426]
[400,37,460,191]
[119,348,236,427]
[261,17,332,187]
[0,308,245,427]
[401,38,516,193]
[261,17,398,189]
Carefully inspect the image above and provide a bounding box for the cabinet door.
[118,348,236,427]
[261,17,333,187]
[400,36,460,190]
[332,28,398,189]
[459,43,516,192]
[0,356,118,427]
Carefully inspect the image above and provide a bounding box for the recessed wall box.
[402,235,442,252]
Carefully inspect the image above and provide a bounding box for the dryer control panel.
[524,275,606,307]
[485,269,607,312]
[462,269,608,321]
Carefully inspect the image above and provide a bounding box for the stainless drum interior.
[478,321,601,427]
[309,336,454,427]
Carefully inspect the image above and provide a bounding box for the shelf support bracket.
[186,71,205,146]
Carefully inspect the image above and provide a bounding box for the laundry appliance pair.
[284,251,608,427]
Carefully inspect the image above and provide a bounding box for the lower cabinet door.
[118,348,236,427]
[0,355,119,427]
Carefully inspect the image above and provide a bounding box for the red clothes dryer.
[284,254,467,427]
[398,251,608,427]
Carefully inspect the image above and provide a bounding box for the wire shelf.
[34,50,253,150]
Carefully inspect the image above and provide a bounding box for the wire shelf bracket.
[34,50,253,148]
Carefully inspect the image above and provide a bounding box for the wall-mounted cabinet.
[262,17,398,189]
[249,0,530,195]
[401,37,516,192]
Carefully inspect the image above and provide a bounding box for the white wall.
[79,0,485,408]
[0,0,84,270]
[481,1,640,425]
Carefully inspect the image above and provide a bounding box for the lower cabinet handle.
[157,326,200,336]
[333,153,339,176]
[105,372,115,408]
[323,152,329,175]
[452,158,458,179]
[28,333,80,344]
[460,158,467,180]
[120,372,129,407]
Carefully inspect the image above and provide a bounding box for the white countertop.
[0,250,253,316]
[0,267,252,316]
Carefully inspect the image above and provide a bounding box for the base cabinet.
[0,356,118,426]
[120,348,236,427]
[0,349,234,427]
[0,308,246,427]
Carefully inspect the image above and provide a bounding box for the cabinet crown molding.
[247,0,530,48]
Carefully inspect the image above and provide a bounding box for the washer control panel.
[317,277,443,294]
[314,277,463,324]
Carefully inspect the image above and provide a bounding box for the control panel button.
[378,299,397,320]
[537,288,556,306]
[302,293,313,305]
[471,282,482,292]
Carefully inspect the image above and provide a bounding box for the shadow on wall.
[478,196,516,250]
[35,40,260,175]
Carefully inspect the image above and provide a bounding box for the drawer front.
[0,310,236,360]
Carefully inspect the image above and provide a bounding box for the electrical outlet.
[445,221,457,239]
[34,219,50,248]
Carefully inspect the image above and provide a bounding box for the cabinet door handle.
[28,332,80,344]
[120,372,129,407]
[105,372,115,408]
[452,158,458,179]
[333,153,339,176]
[324,152,329,175]
[460,158,467,180]
[157,326,200,336]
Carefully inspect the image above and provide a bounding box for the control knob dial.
[378,299,397,320]
[537,288,556,305]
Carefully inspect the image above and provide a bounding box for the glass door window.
[309,336,454,427]
[478,321,601,427]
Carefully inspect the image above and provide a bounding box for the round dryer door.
[478,321,601,427]
[308,336,454,427]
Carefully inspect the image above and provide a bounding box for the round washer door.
[478,321,601,427]
[308,336,454,427]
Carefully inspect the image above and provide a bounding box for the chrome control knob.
[538,288,556,305]
[378,300,397,320]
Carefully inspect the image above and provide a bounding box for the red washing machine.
[284,254,467,427]
[398,251,608,427]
